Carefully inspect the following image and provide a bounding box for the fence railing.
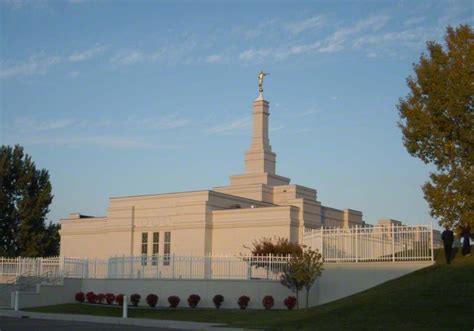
[303,224,434,262]
[0,255,290,281]
[0,257,61,278]
[0,224,435,280]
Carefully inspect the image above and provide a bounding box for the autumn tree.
[397,24,474,229]
[248,237,303,256]
[280,249,323,309]
[0,145,58,257]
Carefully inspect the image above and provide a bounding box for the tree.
[247,236,303,256]
[0,145,58,257]
[397,25,474,229]
[280,249,324,309]
[280,263,305,309]
[245,236,303,274]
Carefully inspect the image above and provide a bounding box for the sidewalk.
[0,309,245,330]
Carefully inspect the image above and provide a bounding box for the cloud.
[110,49,145,65]
[7,115,184,149]
[0,54,61,78]
[70,71,80,77]
[238,49,272,62]
[353,26,439,50]
[403,16,426,27]
[126,114,189,130]
[14,117,76,132]
[1,0,27,9]
[68,45,108,62]
[23,135,158,149]
[205,54,224,63]
[269,124,285,132]
[284,15,326,34]
[238,15,391,63]
[206,116,251,134]
[321,15,390,53]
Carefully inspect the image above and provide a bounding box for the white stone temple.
[60,78,368,259]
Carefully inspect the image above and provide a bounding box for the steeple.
[224,72,290,189]
[244,97,276,174]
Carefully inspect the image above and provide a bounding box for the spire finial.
[257,71,269,99]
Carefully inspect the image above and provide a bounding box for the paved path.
[0,316,169,330]
[0,310,243,331]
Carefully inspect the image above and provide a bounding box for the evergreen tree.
[0,145,56,257]
[397,25,474,229]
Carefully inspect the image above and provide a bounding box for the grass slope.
[26,248,474,330]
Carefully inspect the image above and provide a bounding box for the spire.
[244,94,276,174]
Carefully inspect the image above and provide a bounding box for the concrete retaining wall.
[14,262,432,309]
[17,278,81,309]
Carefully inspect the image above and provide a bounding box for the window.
[152,232,159,266]
[141,232,148,266]
[164,232,171,266]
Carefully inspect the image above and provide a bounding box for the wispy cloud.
[238,15,391,63]
[206,116,251,134]
[353,26,439,50]
[0,54,61,78]
[23,135,158,149]
[205,54,224,63]
[320,15,390,54]
[403,16,426,27]
[284,15,326,34]
[110,49,145,65]
[68,44,108,62]
[14,117,76,132]
[7,114,188,149]
[1,0,27,10]
[238,49,272,62]
[126,114,189,130]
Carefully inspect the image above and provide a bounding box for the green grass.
[26,248,474,330]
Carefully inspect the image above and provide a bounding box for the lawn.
[26,248,474,330]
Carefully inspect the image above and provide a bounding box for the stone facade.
[60,94,365,258]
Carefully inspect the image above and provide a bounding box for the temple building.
[60,76,366,258]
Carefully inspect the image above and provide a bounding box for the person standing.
[441,226,454,264]
[460,222,471,257]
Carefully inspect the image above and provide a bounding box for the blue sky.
[0,0,472,229]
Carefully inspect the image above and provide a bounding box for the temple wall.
[211,206,299,255]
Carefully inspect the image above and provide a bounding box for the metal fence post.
[430,223,434,262]
[122,295,128,318]
[392,224,396,262]
[355,225,359,263]
[320,227,324,256]
[14,291,19,311]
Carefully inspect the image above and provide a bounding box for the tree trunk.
[296,289,299,310]
[305,287,309,309]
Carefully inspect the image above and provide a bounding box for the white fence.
[1,225,435,280]
[0,256,62,278]
[304,224,434,262]
[0,255,290,281]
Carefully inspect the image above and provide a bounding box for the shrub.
[284,296,297,310]
[130,294,141,307]
[86,291,97,304]
[262,295,274,310]
[96,293,106,304]
[115,294,125,306]
[105,293,115,305]
[238,295,250,310]
[168,295,180,308]
[75,292,85,303]
[213,294,224,309]
[187,294,201,308]
[146,294,159,308]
